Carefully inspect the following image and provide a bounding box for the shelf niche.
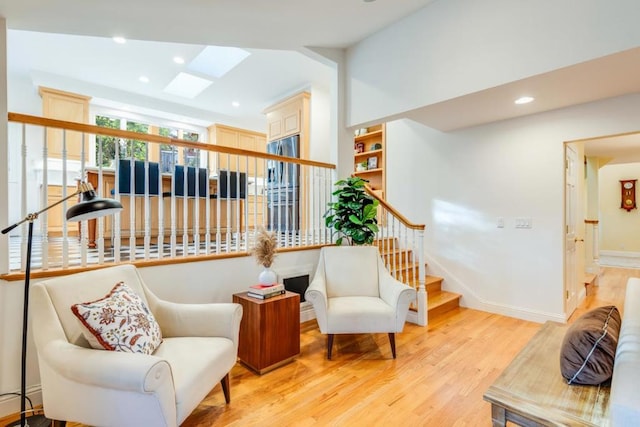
[353,123,385,195]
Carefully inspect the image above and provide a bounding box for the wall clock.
[620,179,637,211]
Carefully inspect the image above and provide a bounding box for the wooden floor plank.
[2,267,630,427]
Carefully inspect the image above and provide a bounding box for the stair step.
[381,248,414,264]
[584,273,597,286]
[584,273,598,296]
[408,275,443,293]
[427,290,461,318]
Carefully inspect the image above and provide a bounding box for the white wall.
[309,85,331,164]
[346,0,640,126]
[599,162,640,252]
[385,93,640,322]
[0,249,320,417]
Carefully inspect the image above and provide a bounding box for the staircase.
[376,239,461,321]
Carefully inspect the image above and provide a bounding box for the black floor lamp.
[1,181,122,427]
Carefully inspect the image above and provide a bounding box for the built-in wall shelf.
[353,124,385,193]
[354,168,383,176]
[354,149,383,160]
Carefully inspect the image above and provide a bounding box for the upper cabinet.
[39,87,91,162]
[353,123,386,198]
[207,123,267,176]
[263,92,310,159]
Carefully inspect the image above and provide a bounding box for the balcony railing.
[2,113,335,274]
[1,113,428,325]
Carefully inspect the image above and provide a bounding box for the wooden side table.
[232,291,300,374]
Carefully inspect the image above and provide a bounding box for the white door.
[565,145,579,315]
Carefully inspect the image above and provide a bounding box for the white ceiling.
[583,133,640,165]
[2,0,640,163]
[8,30,335,129]
[0,0,436,130]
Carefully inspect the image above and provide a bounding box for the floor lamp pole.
[8,220,50,427]
[3,181,122,427]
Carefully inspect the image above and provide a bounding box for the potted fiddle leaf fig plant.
[325,176,379,245]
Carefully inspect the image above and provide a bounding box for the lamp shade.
[66,184,123,222]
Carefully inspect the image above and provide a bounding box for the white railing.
[366,185,427,326]
[2,113,335,272]
[2,113,429,325]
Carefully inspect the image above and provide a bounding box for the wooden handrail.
[364,184,425,230]
[0,243,331,282]
[8,112,336,170]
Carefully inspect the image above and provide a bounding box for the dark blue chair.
[112,159,160,196]
[164,165,210,198]
[218,170,247,199]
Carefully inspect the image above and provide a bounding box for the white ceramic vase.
[258,267,277,285]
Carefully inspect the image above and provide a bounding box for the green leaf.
[348,214,363,225]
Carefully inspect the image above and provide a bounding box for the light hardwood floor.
[181,267,630,426]
[1,267,631,426]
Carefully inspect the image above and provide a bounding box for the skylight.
[163,72,213,98]
[187,46,251,79]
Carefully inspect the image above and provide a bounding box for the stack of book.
[247,283,285,300]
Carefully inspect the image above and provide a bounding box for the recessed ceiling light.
[112,36,127,44]
[231,101,240,108]
[139,75,150,83]
[515,96,534,105]
[173,56,185,64]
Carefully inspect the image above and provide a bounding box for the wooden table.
[232,291,300,374]
[483,321,610,427]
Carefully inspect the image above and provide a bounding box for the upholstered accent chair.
[30,264,242,427]
[305,246,416,359]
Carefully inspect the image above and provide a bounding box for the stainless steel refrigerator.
[266,135,300,232]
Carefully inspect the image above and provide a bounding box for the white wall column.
[303,47,351,181]
[585,156,600,273]
[0,17,8,274]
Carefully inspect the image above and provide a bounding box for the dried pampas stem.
[252,226,278,268]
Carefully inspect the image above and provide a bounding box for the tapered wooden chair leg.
[388,333,396,358]
[221,373,230,403]
[327,334,335,360]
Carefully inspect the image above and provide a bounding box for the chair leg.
[327,334,335,360]
[388,333,396,359]
[53,421,67,427]
[220,373,230,404]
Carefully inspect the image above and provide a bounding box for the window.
[95,115,201,170]
[95,115,120,167]
[159,128,178,173]
[95,115,149,166]
[182,131,200,167]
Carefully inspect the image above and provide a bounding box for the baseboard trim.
[300,301,315,323]
[424,255,565,324]
[406,310,419,324]
[599,250,640,268]
[0,386,43,419]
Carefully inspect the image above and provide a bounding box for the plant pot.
[258,267,277,285]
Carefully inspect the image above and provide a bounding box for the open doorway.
[564,130,640,318]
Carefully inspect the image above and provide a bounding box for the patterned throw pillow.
[71,282,162,354]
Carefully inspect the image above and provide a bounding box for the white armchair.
[305,246,416,359]
[30,264,242,427]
